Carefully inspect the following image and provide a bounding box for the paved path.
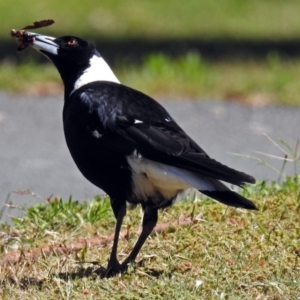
[1,92,299,221]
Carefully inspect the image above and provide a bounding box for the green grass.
[2,53,300,106]
[0,61,60,96]
[119,53,300,106]
[0,177,300,298]
[2,0,300,40]
[14,196,113,232]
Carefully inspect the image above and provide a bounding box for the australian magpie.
[23,32,256,276]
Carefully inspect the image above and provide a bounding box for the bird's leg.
[104,201,126,277]
[121,206,158,269]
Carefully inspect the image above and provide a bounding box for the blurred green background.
[2,0,300,40]
[1,0,300,105]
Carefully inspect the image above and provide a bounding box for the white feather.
[126,154,230,202]
[72,55,120,94]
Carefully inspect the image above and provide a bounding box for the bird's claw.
[102,260,129,278]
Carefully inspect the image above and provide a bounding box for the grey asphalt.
[1,92,299,222]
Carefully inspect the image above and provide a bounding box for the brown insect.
[11,19,55,52]
[21,19,54,30]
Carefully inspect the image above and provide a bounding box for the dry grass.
[0,178,299,299]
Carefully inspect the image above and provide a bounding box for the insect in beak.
[11,19,55,52]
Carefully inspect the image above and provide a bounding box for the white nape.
[72,55,120,94]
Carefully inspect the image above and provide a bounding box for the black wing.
[75,82,255,186]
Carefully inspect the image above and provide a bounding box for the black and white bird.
[24,32,256,276]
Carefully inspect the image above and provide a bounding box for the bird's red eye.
[67,38,77,46]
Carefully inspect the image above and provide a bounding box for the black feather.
[201,191,257,210]
[73,82,256,187]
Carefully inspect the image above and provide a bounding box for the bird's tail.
[199,179,257,210]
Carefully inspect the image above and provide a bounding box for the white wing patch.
[126,153,228,202]
[91,130,102,139]
[134,119,143,124]
[71,55,120,95]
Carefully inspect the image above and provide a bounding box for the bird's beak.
[28,32,58,56]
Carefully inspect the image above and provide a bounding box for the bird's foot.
[102,260,129,278]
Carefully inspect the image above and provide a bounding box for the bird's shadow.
[58,263,166,280]
[7,263,166,290]
[63,265,165,279]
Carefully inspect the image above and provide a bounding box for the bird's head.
[27,33,119,96]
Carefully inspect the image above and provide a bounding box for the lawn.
[0,177,300,299]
